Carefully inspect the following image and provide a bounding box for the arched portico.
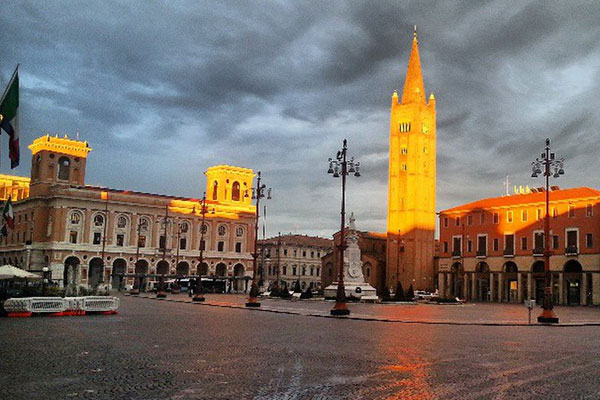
[450,262,464,299]
[503,261,519,303]
[63,256,80,295]
[111,258,127,290]
[233,263,245,292]
[564,260,583,305]
[177,261,190,276]
[474,262,490,301]
[88,257,104,289]
[215,263,227,277]
[135,259,149,291]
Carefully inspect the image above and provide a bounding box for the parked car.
[414,290,432,300]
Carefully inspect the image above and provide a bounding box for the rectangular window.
[310,267,314,276]
[138,235,146,248]
[566,230,578,248]
[586,204,593,217]
[443,217,448,228]
[455,217,460,226]
[522,210,528,222]
[93,232,102,245]
[537,209,542,220]
[302,266,306,275]
[467,240,472,252]
[521,237,527,250]
[443,241,448,253]
[467,215,473,226]
[477,236,487,256]
[283,266,287,275]
[552,235,559,249]
[293,250,297,257]
[302,250,306,257]
[506,211,513,223]
[452,237,462,256]
[480,213,485,225]
[180,237,186,250]
[235,242,242,253]
[493,213,499,224]
[316,268,320,276]
[586,233,593,248]
[292,266,297,275]
[493,238,499,252]
[401,147,408,155]
[568,206,575,218]
[311,251,314,258]
[217,241,224,252]
[504,234,514,255]
[159,235,166,250]
[116,234,124,247]
[284,249,288,256]
[552,208,558,219]
[534,232,544,252]
[70,231,78,244]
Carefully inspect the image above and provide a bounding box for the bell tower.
[28,134,92,197]
[387,29,436,292]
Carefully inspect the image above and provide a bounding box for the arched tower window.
[212,181,218,200]
[58,156,70,180]
[232,181,240,201]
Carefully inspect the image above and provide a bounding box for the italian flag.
[0,66,20,169]
[2,196,14,230]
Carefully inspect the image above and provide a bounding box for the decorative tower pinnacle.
[401,26,426,105]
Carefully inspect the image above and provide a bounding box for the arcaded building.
[0,134,257,292]
[258,234,332,291]
[438,187,600,305]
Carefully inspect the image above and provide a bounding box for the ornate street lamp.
[193,193,212,302]
[245,171,271,307]
[327,139,361,316]
[531,138,564,324]
[157,204,170,299]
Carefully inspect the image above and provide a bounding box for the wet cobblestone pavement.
[2,294,600,399]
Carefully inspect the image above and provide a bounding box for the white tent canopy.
[0,265,42,280]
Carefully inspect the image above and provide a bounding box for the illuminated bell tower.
[387,29,436,292]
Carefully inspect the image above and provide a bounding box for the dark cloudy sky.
[1,1,599,238]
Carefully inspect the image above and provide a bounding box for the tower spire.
[401,27,425,104]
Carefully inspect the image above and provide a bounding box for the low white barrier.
[82,296,119,312]
[3,298,31,313]
[3,297,67,313]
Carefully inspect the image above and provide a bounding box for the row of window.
[267,265,321,277]
[398,122,430,134]
[264,248,322,259]
[444,230,590,255]
[212,180,246,202]
[443,204,595,228]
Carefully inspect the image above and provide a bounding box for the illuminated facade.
[386,31,436,292]
[0,135,256,292]
[258,234,332,291]
[438,187,600,305]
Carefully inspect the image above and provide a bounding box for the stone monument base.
[324,282,378,301]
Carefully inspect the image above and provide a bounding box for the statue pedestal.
[324,282,377,300]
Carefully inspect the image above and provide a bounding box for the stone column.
[527,273,533,301]
[438,273,446,298]
[581,273,588,306]
[463,273,469,300]
[497,272,504,302]
[559,273,565,305]
[489,272,495,302]
[592,274,600,306]
[517,273,523,303]
[471,273,477,300]
[447,273,454,298]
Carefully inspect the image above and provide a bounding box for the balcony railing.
[476,250,486,258]
[451,250,461,258]
[533,248,544,256]
[503,248,514,257]
[565,246,578,256]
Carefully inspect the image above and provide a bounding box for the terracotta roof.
[258,234,333,247]
[441,187,600,214]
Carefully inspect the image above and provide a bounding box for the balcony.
[565,246,579,256]
[503,248,514,257]
[476,250,487,258]
[533,248,544,257]
[451,250,461,259]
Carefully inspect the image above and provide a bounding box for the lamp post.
[98,190,109,293]
[245,171,271,307]
[130,219,146,295]
[531,138,564,324]
[157,204,169,299]
[193,193,210,302]
[327,138,361,316]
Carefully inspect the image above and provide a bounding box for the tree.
[293,280,302,293]
[394,282,405,301]
[405,284,415,301]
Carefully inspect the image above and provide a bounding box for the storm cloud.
[1,0,599,237]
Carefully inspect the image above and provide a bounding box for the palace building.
[386,30,437,292]
[0,134,257,293]
[258,234,332,291]
[438,187,600,305]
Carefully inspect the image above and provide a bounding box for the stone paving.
[1,294,600,399]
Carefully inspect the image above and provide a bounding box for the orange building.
[386,29,436,292]
[1,134,257,293]
[438,187,600,306]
